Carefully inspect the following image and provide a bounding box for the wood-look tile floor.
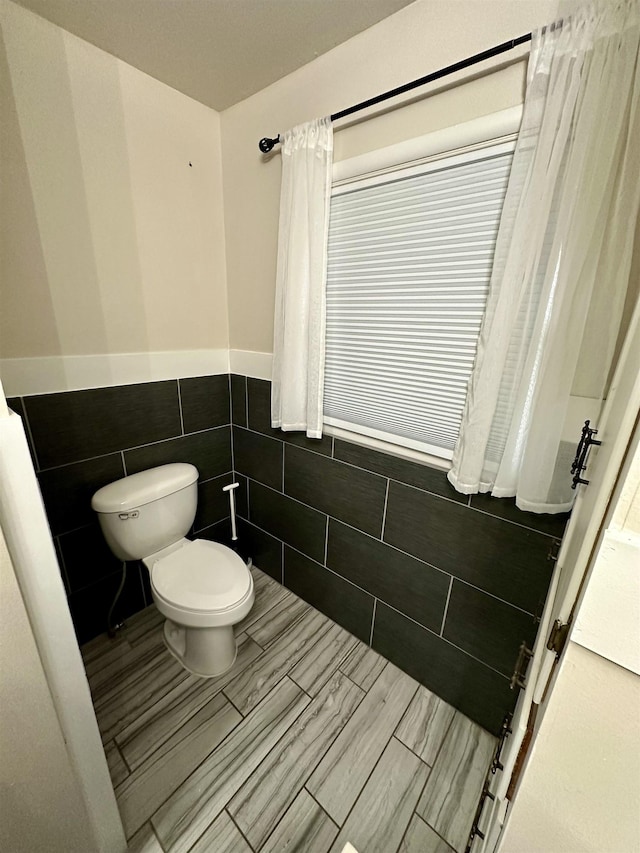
[82,566,496,853]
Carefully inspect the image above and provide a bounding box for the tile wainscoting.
[8,375,234,644]
[9,371,568,733]
[230,376,569,734]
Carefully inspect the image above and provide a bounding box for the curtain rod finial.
[259,135,280,153]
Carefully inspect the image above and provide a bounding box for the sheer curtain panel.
[448,1,640,513]
[271,117,333,438]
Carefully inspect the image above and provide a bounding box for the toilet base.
[163,619,238,678]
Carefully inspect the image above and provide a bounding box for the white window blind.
[324,140,515,460]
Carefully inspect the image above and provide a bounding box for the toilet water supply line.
[223,482,239,542]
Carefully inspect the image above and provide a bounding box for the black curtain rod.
[258,32,532,152]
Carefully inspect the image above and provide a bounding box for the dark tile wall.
[230,375,569,735]
[8,375,234,645]
[8,370,569,735]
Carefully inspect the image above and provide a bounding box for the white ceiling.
[13,0,417,111]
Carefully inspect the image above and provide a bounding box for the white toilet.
[91,462,254,677]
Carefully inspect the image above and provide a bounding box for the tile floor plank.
[104,739,129,786]
[90,631,168,703]
[81,628,130,669]
[416,712,496,852]
[224,609,331,715]
[400,814,456,853]
[96,653,187,743]
[228,671,364,849]
[289,621,359,697]
[80,571,497,853]
[395,685,457,766]
[116,692,242,839]
[246,592,311,648]
[116,635,262,771]
[184,810,252,853]
[151,678,310,853]
[339,641,387,691]
[234,569,289,635]
[122,604,165,645]
[126,822,164,853]
[260,789,339,853]
[307,662,418,825]
[329,737,430,853]
[83,638,133,684]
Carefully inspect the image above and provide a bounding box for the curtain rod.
[258,32,532,152]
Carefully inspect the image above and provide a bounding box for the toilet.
[91,463,254,677]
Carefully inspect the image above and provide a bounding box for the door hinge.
[547,619,570,657]
[510,641,534,691]
[547,539,561,563]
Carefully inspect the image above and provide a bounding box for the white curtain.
[449,1,640,513]
[271,117,333,438]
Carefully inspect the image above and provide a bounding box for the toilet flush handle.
[222,482,239,542]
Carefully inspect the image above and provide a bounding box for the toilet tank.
[91,463,198,561]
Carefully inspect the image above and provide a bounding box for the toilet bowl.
[91,463,254,677]
[145,538,253,676]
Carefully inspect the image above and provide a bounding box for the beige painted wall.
[499,641,640,853]
[220,0,558,354]
[0,0,228,359]
[0,522,97,853]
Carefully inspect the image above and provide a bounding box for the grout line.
[17,398,42,472]
[428,709,457,773]
[225,808,255,852]
[245,476,448,573]
[466,502,564,538]
[121,450,127,476]
[246,478,251,522]
[380,599,512,679]
[238,423,334,461]
[328,704,419,835]
[283,541,373,598]
[230,423,236,472]
[282,442,285,492]
[148,823,165,852]
[243,375,248,429]
[137,563,148,608]
[53,535,72,591]
[176,379,185,435]
[280,540,284,585]
[369,599,377,647]
[221,688,246,718]
[32,424,232,474]
[303,786,342,830]
[331,435,335,458]
[236,411,562,538]
[227,373,233,429]
[380,479,390,539]
[244,476,538,617]
[439,577,454,637]
[323,516,329,565]
[113,739,133,775]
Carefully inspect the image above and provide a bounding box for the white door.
[470,297,640,853]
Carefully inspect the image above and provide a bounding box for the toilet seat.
[150,539,251,615]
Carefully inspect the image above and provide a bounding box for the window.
[323,109,520,462]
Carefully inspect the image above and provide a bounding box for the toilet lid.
[151,539,251,613]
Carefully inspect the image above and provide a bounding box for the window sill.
[323,422,452,473]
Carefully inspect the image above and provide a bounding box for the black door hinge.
[547,618,570,657]
[510,640,534,691]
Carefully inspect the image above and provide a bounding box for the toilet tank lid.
[91,463,198,513]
